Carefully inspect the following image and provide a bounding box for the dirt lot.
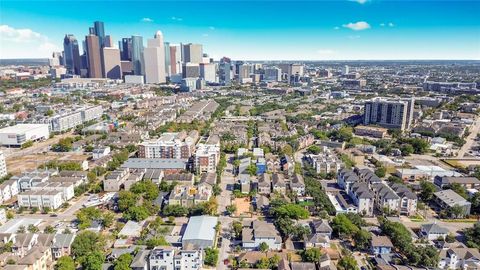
[6,152,89,174]
[233,197,251,217]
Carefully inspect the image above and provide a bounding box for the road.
[457,116,480,158]
[388,216,476,235]
[216,154,235,270]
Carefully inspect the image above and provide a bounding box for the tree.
[259,242,269,252]
[387,176,403,184]
[400,144,415,156]
[420,180,437,202]
[27,224,39,233]
[72,231,105,262]
[44,225,56,234]
[374,167,386,178]
[338,254,358,270]
[162,205,188,217]
[114,253,133,270]
[82,251,105,270]
[232,221,243,239]
[270,203,309,219]
[301,248,322,262]
[353,229,371,250]
[331,214,359,239]
[204,247,219,266]
[226,204,237,215]
[146,236,170,249]
[55,256,75,270]
[307,145,322,154]
[117,191,138,212]
[102,211,115,228]
[17,225,26,233]
[450,183,469,199]
[464,222,480,248]
[124,205,150,221]
[447,204,465,219]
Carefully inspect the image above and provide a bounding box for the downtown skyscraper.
[144,31,166,83]
[131,35,145,76]
[85,35,102,78]
[63,34,81,75]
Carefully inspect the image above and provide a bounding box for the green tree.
[204,247,219,266]
[162,205,188,217]
[55,256,75,270]
[331,214,359,239]
[146,236,170,249]
[301,248,322,262]
[44,225,56,234]
[82,251,105,270]
[338,254,358,270]
[353,229,372,250]
[374,167,386,178]
[114,253,133,270]
[259,242,269,252]
[420,180,437,202]
[232,221,243,239]
[72,231,105,262]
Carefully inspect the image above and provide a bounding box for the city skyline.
[1,0,479,60]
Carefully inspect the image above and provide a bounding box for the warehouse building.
[182,215,218,249]
[0,124,50,147]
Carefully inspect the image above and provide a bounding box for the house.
[51,233,75,259]
[420,223,449,241]
[371,235,393,255]
[290,173,305,196]
[15,246,53,270]
[242,220,282,250]
[291,262,317,270]
[103,168,130,192]
[239,174,251,194]
[182,215,218,249]
[272,173,286,194]
[92,146,111,160]
[257,174,271,195]
[281,156,294,176]
[311,219,333,238]
[149,247,203,270]
[390,183,418,216]
[434,176,480,189]
[438,247,480,270]
[12,233,38,257]
[130,249,150,270]
[304,232,330,248]
[163,173,194,185]
[434,189,471,217]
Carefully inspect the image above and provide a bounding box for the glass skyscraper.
[131,35,144,76]
[94,21,105,48]
[63,34,81,75]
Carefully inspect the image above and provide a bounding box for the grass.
[440,219,478,223]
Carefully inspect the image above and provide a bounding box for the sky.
[1,0,479,60]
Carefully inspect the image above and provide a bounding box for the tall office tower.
[104,35,113,47]
[264,67,282,81]
[144,31,166,83]
[63,34,81,75]
[89,27,95,35]
[343,65,349,74]
[93,21,105,48]
[235,61,244,76]
[164,42,171,76]
[85,35,103,78]
[219,57,232,85]
[121,38,132,61]
[199,63,216,83]
[49,52,62,67]
[182,43,203,63]
[182,63,200,78]
[131,35,145,76]
[363,97,415,131]
[169,45,178,74]
[238,64,250,81]
[102,47,122,79]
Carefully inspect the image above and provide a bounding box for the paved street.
[458,115,480,158]
[217,154,235,270]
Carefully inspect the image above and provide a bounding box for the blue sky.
[1,0,479,60]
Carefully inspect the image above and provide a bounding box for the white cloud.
[380,23,385,27]
[171,16,183,21]
[342,21,371,31]
[141,17,153,22]
[388,22,395,27]
[349,0,369,4]
[0,25,60,58]
[209,26,215,30]
[334,26,340,30]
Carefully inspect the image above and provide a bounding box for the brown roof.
[371,236,393,248]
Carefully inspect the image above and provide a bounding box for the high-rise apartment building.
[164,42,171,76]
[85,35,102,78]
[238,64,250,81]
[363,98,415,131]
[138,132,196,159]
[169,44,182,75]
[183,43,203,63]
[219,57,232,85]
[144,31,166,83]
[102,47,122,79]
[131,35,145,76]
[93,21,105,47]
[120,38,132,61]
[182,63,200,78]
[199,63,217,83]
[264,67,282,81]
[63,34,81,75]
